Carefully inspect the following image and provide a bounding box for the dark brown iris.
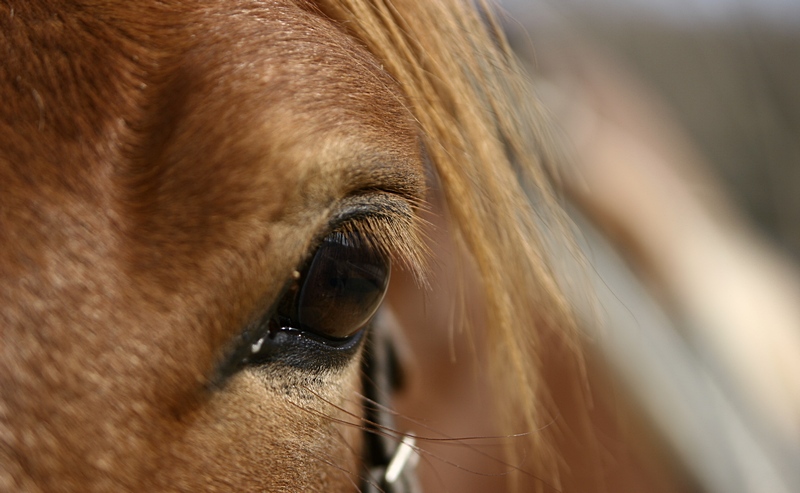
[284,231,390,340]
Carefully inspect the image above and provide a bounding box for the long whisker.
[358,391,561,444]
[302,446,377,493]
[289,384,564,491]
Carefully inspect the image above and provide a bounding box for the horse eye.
[285,231,390,340]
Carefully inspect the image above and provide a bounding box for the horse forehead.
[2,0,423,218]
[1,0,424,312]
[119,1,426,292]
[180,4,421,183]
[128,1,424,224]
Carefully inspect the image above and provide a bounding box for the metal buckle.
[384,435,419,485]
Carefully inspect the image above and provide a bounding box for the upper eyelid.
[327,192,428,281]
[329,191,416,224]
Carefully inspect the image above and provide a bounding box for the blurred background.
[499,1,800,491]
[392,2,800,491]
[503,0,800,259]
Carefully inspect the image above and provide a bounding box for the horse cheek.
[151,367,362,491]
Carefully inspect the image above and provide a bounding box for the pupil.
[295,231,390,339]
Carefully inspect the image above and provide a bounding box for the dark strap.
[360,318,421,493]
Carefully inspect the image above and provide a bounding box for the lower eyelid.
[245,323,368,372]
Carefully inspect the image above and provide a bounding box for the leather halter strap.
[360,320,421,493]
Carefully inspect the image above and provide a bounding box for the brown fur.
[1,1,576,491]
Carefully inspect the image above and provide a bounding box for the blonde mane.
[317,0,581,486]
